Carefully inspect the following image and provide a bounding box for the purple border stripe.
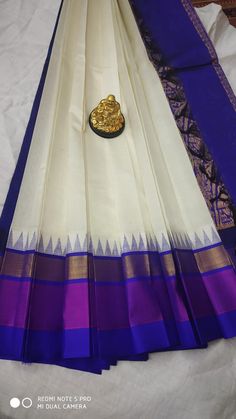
[0,268,236,331]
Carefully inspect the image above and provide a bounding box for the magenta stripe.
[0,268,236,331]
[30,282,90,329]
[0,279,30,328]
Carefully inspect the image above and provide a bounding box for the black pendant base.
[89,114,125,138]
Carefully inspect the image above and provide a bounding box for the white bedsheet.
[196,3,236,91]
[0,2,236,418]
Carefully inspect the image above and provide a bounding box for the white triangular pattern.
[25,234,29,251]
[6,225,223,256]
[203,230,212,246]
[54,239,63,256]
[112,241,119,256]
[138,235,145,251]
[88,236,93,253]
[161,234,170,252]
[74,235,82,253]
[147,236,156,252]
[131,235,138,251]
[14,233,24,251]
[66,236,73,254]
[38,235,44,253]
[153,235,159,251]
[105,240,112,256]
[96,239,104,256]
[7,230,13,248]
[45,237,53,254]
[29,232,37,250]
[82,234,88,252]
[123,235,130,252]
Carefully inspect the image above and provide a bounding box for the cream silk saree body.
[0,0,236,374]
[9,0,219,255]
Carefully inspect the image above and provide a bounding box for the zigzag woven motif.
[6,227,221,257]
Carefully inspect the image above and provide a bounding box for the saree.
[0,0,236,375]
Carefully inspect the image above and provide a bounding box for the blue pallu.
[129,0,236,208]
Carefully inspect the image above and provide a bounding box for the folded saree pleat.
[1,0,236,374]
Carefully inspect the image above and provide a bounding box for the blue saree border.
[0,0,64,254]
[1,308,236,373]
[129,0,236,207]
